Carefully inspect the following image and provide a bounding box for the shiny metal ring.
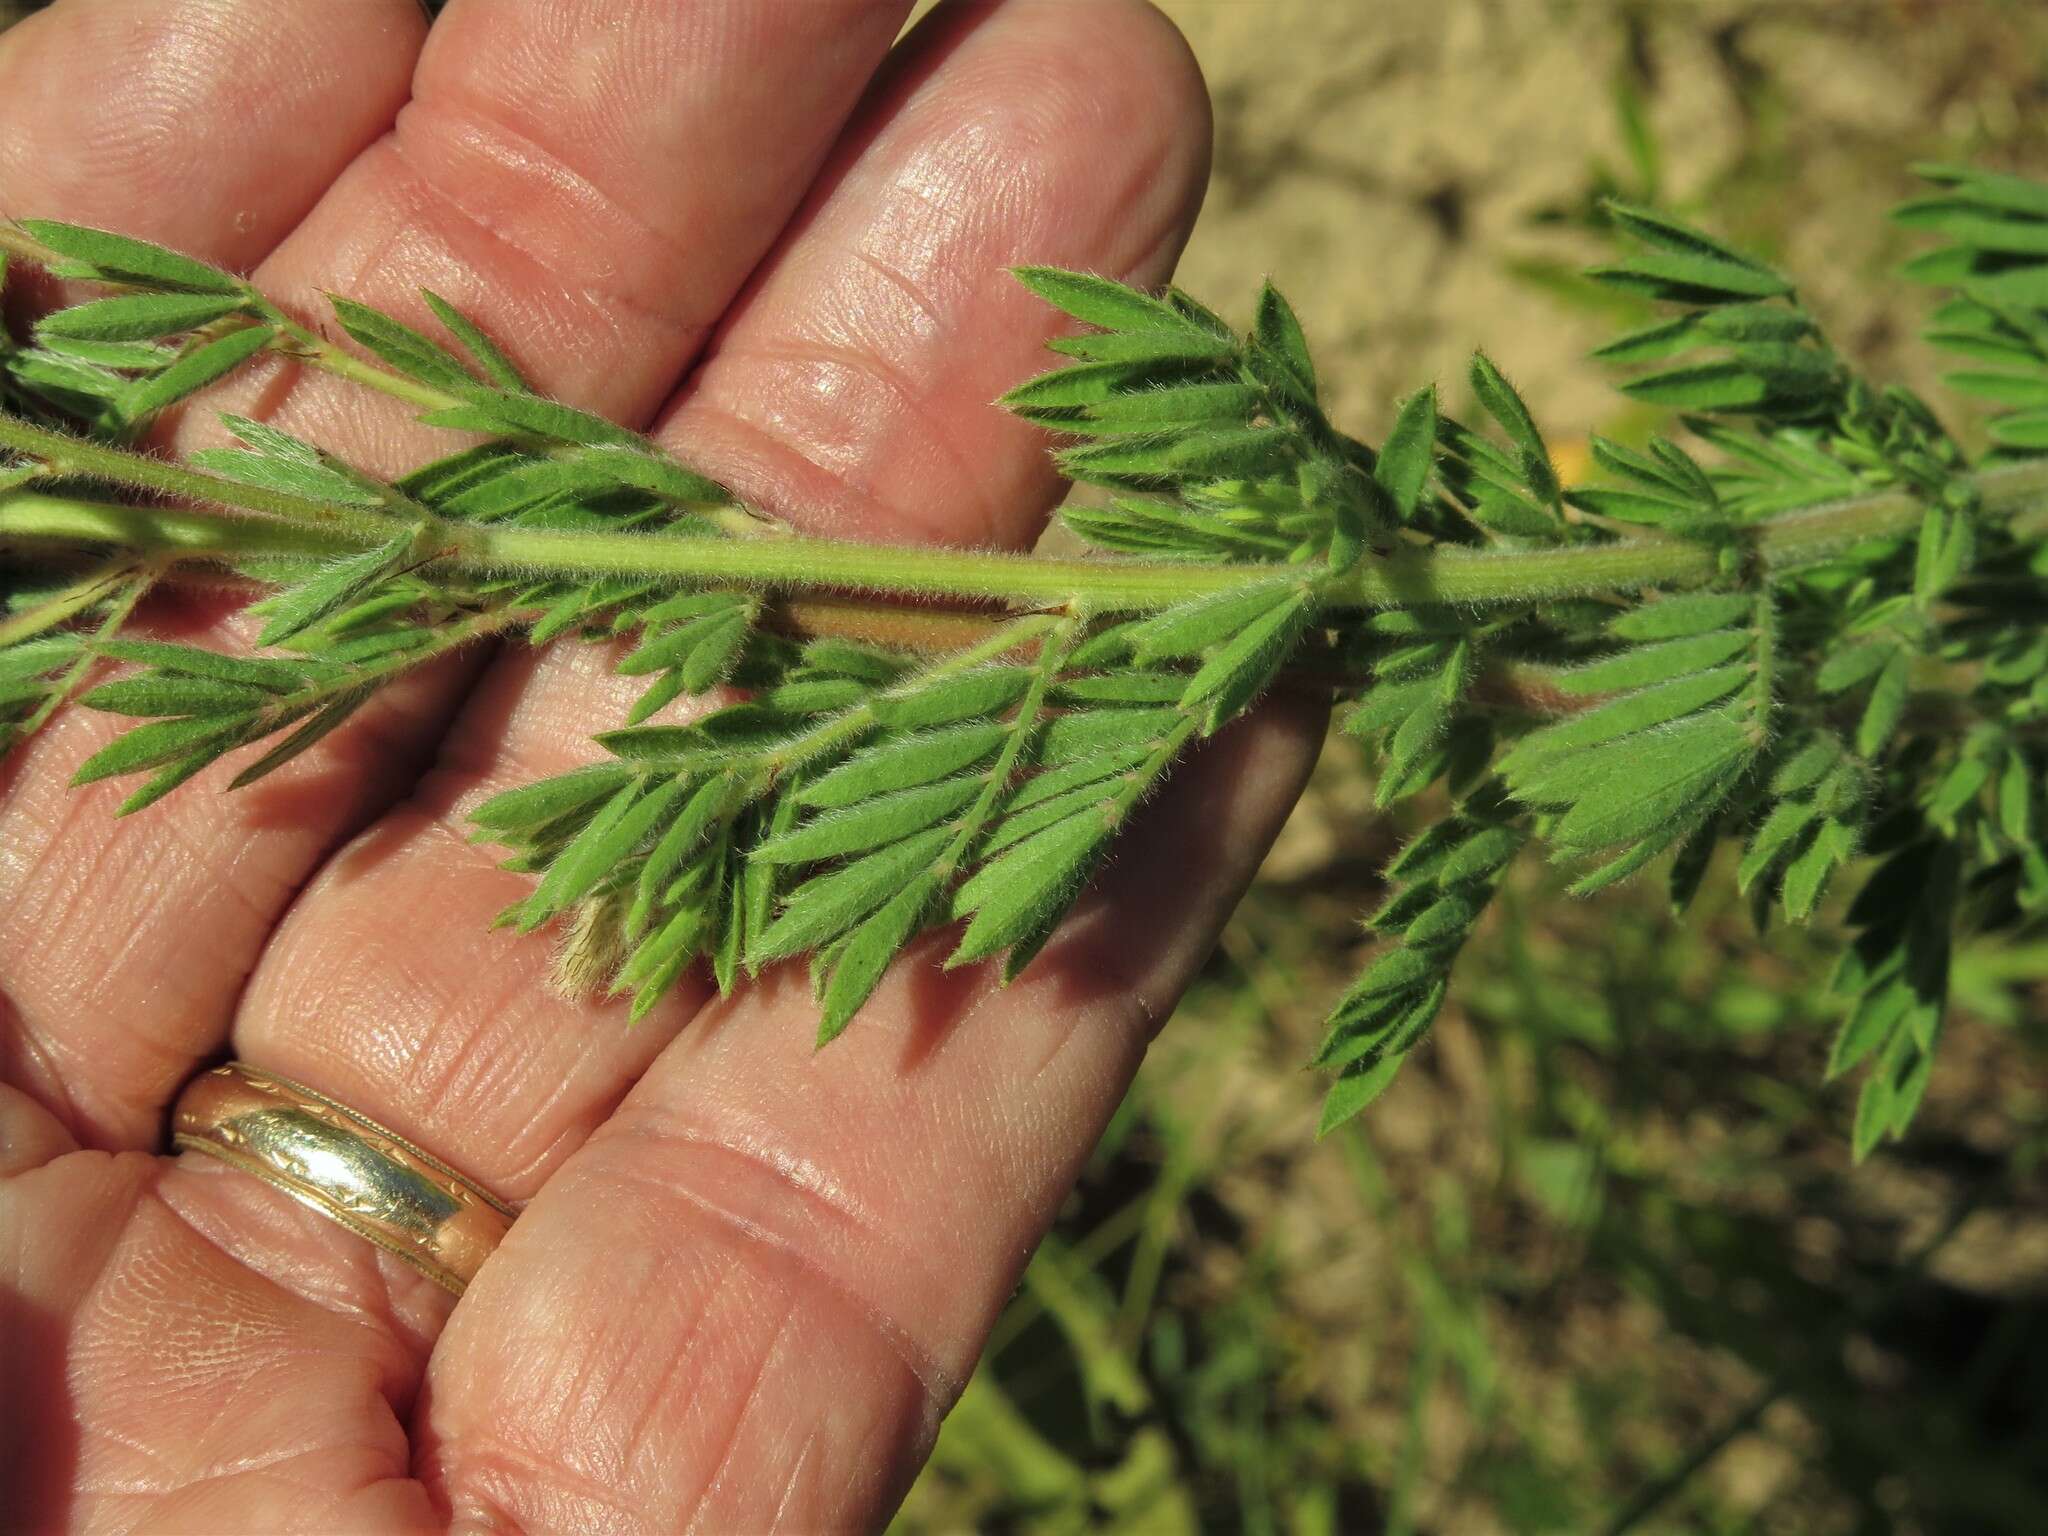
[171,1062,515,1296]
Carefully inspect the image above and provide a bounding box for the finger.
[232,0,1213,1242]
[0,0,431,1150]
[425,712,1320,1533]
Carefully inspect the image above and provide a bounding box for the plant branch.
[0,415,401,541]
[9,458,2048,626]
[0,557,142,647]
[273,455,2048,610]
[0,489,359,560]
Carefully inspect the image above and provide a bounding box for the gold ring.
[170,1062,515,1296]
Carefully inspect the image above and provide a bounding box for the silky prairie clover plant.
[3,165,2046,1158]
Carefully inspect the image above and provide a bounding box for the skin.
[0,2,1321,1530]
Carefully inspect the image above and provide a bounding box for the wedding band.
[170,1062,515,1296]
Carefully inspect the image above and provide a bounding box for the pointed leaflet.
[472,763,636,837]
[576,444,731,509]
[1374,386,1438,519]
[1497,666,1749,781]
[1178,589,1311,724]
[1544,716,1754,853]
[948,808,1114,968]
[518,777,688,926]
[755,778,984,866]
[422,290,528,391]
[328,296,477,394]
[1508,703,1750,810]
[1469,353,1559,509]
[116,746,238,817]
[89,639,313,691]
[1555,629,1752,695]
[227,688,376,790]
[252,531,420,646]
[79,675,269,718]
[71,714,247,786]
[1856,650,1910,758]
[873,666,1035,731]
[1129,581,1305,663]
[617,902,712,1020]
[1012,266,1195,335]
[750,827,953,965]
[1002,360,1217,411]
[814,874,942,1046]
[1315,983,1448,1135]
[1003,741,1155,813]
[1609,591,1754,641]
[421,388,640,447]
[635,778,738,909]
[798,722,1010,810]
[1046,329,1236,365]
[1046,383,1267,436]
[1254,280,1316,399]
[1602,202,1789,277]
[191,414,387,506]
[38,293,249,344]
[1038,705,1183,763]
[122,324,276,423]
[979,784,1120,857]
[1588,206,1794,304]
[1592,314,1702,363]
[20,220,242,293]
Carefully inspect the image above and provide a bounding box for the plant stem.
[0,221,467,417]
[0,490,359,560]
[0,415,398,541]
[760,613,1060,780]
[936,613,1084,879]
[24,577,153,745]
[0,557,139,647]
[259,307,463,414]
[429,457,2048,610]
[8,457,2048,619]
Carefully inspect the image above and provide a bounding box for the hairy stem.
[0,556,142,647]
[7,457,2048,621]
[0,489,359,559]
[0,415,400,540]
[935,613,1085,879]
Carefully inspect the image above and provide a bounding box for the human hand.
[0,1,1317,1529]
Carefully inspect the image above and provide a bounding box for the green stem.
[449,457,2048,611]
[0,221,464,418]
[259,307,462,415]
[0,557,139,647]
[0,489,358,560]
[7,458,2048,618]
[19,566,154,737]
[0,414,399,541]
[935,613,1085,878]
[758,613,1060,782]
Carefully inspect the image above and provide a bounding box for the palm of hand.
[0,2,1316,1530]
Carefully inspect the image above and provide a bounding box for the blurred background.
[892,2,2048,1533]
[3,0,2041,1530]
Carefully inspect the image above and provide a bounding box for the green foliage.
[2,172,2045,1159]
